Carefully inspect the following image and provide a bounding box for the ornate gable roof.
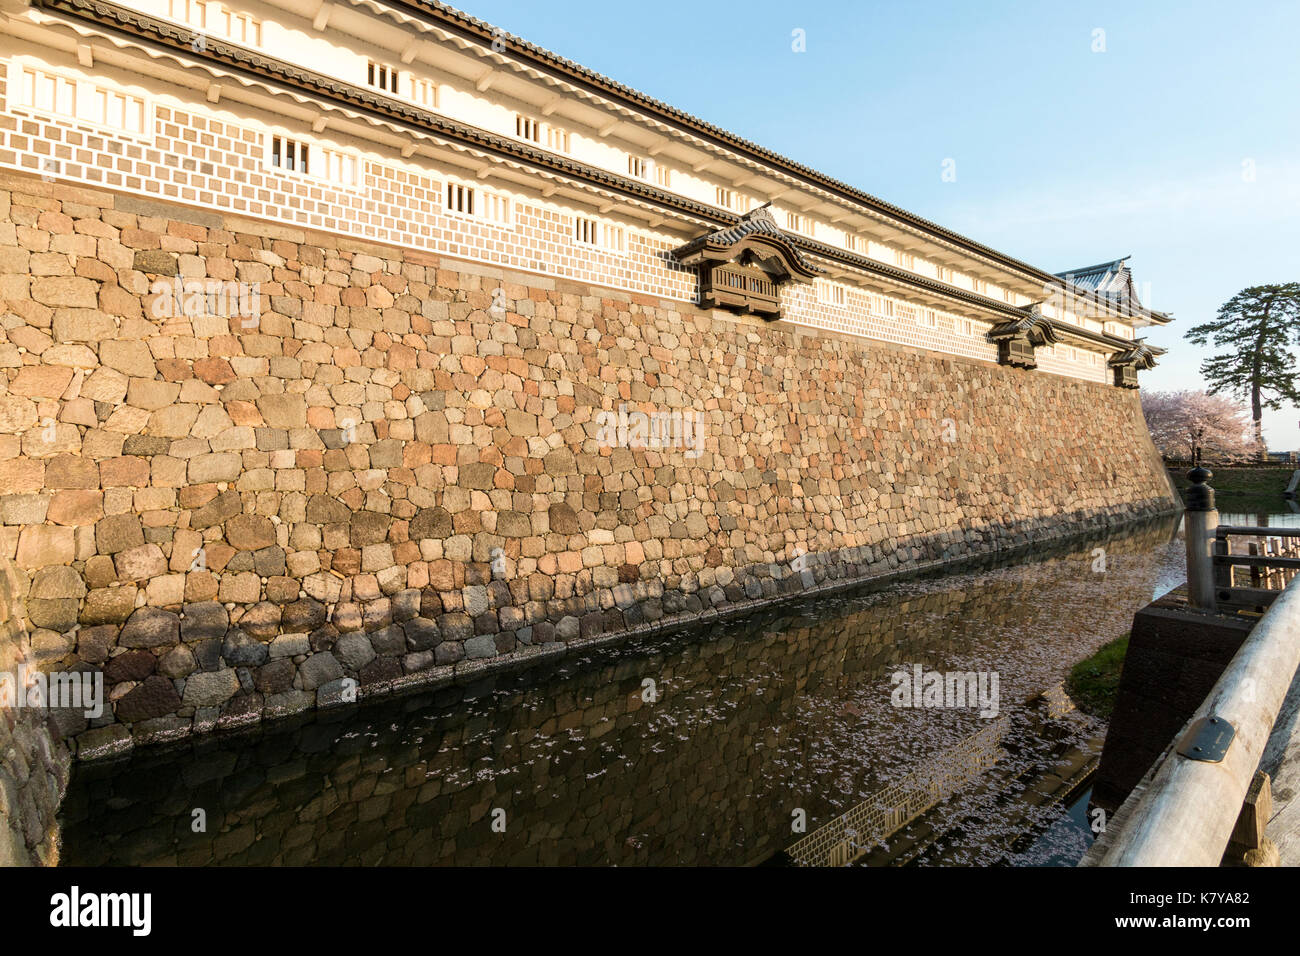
[1108,340,1163,369]
[987,307,1059,346]
[1055,257,1145,310]
[673,205,821,281]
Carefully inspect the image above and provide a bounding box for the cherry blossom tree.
[1141,389,1261,463]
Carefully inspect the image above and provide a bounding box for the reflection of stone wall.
[0,557,71,865]
[0,171,1179,757]
[59,519,1176,866]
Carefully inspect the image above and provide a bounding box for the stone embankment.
[0,169,1179,758]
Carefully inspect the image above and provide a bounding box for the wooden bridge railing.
[1084,573,1300,865]
[1213,526,1300,612]
[1084,468,1300,866]
[1182,465,1300,613]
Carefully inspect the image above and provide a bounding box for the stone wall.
[60,518,1178,866]
[0,169,1180,759]
[0,555,71,864]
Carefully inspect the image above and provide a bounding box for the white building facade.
[0,0,1169,384]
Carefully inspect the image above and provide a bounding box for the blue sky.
[463,0,1300,447]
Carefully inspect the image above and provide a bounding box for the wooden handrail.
[1084,576,1300,866]
[1217,526,1300,539]
[1214,554,1300,571]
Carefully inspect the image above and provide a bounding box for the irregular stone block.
[118,607,180,648]
[182,669,240,707]
[115,675,183,723]
[298,652,343,690]
[336,632,376,671]
[95,513,145,555]
[226,514,276,551]
[103,649,157,683]
[181,602,228,642]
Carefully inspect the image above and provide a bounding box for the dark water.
[59,516,1193,867]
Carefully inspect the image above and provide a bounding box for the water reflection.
[1219,512,1300,528]
[61,517,1184,867]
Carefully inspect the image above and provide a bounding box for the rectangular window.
[169,0,260,44]
[444,183,512,225]
[320,148,357,188]
[628,156,648,179]
[1004,287,1017,304]
[654,163,671,188]
[226,10,260,44]
[845,234,862,253]
[574,216,597,246]
[516,115,540,142]
[368,61,400,94]
[270,135,309,174]
[717,187,734,209]
[819,281,845,306]
[937,265,953,283]
[786,211,805,233]
[481,191,511,226]
[20,67,78,118]
[574,217,625,252]
[959,318,975,336]
[446,182,474,216]
[96,88,146,134]
[895,249,915,270]
[169,0,206,28]
[410,77,438,110]
[973,278,988,294]
[17,66,148,135]
[919,309,937,328]
[545,126,569,152]
[264,133,357,187]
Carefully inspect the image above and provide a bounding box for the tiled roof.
[1109,342,1164,368]
[988,308,1058,345]
[674,205,821,279]
[1054,257,1144,307]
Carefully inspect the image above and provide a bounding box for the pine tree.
[1186,283,1300,454]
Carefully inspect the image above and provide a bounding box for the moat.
[54,512,1205,867]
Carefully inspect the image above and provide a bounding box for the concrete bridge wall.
[0,171,1180,758]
